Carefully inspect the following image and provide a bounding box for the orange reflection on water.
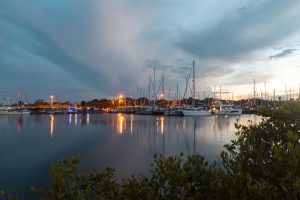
[160,117,164,134]
[130,114,134,134]
[155,117,165,134]
[50,114,54,137]
[117,114,125,134]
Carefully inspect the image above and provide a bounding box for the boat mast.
[213,85,216,99]
[148,74,151,105]
[176,83,179,105]
[219,85,222,100]
[253,79,256,108]
[137,84,139,106]
[192,60,195,107]
[264,82,267,101]
[299,83,300,100]
[185,76,188,105]
[162,75,164,99]
[154,68,156,107]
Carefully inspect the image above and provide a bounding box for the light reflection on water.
[40,113,259,156]
[0,114,259,198]
[50,114,54,137]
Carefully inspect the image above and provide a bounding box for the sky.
[0,0,300,102]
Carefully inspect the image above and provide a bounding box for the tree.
[81,101,87,107]
[221,101,300,199]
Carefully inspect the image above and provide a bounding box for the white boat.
[0,107,30,115]
[210,104,242,115]
[182,61,212,116]
[182,107,212,116]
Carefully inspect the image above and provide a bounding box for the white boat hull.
[182,110,212,116]
[0,112,21,115]
[0,104,31,115]
[215,109,242,115]
[0,112,30,115]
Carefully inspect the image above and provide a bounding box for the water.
[0,113,259,198]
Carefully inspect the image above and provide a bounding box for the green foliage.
[2,101,300,199]
[0,190,20,200]
[32,157,119,200]
[222,101,300,199]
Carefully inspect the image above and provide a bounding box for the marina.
[1,1,300,198]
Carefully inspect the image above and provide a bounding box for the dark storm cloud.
[0,0,151,100]
[0,4,110,99]
[144,59,234,80]
[144,59,173,71]
[268,48,297,60]
[177,0,300,61]
[1,0,300,100]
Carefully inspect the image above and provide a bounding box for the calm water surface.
[0,113,259,197]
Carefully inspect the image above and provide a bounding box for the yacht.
[210,104,242,115]
[181,60,212,116]
[66,106,79,114]
[0,107,30,115]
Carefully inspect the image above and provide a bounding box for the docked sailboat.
[182,60,212,116]
[0,92,30,115]
[0,107,30,115]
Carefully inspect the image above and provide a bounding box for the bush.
[221,101,300,199]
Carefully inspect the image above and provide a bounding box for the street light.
[50,95,54,108]
[118,94,126,108]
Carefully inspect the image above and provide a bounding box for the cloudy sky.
[0,0,300,102]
